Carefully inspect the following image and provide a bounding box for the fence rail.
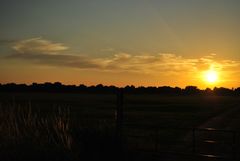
[124,126,239,160]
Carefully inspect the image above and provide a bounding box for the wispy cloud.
[6,53,104,69]
[12,37,68,54]
[5,38,240,77]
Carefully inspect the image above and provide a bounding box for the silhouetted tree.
[0,82,238,96]
[183,86,201,95]
[213,87,234,96]
[204,88,213,95]
[235,87,240,96]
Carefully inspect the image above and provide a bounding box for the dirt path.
[183,103,240,144]
[198,103,240,130]
[180,103,240,160]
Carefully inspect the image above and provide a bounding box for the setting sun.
[204,70,218,84]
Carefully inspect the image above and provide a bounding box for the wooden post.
[116,88,124,150]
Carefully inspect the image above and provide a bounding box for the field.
[0,92,240,161]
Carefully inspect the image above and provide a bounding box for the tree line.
[0,82,239,96]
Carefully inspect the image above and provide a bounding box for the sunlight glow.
[204,70,218,83]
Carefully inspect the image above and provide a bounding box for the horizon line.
[0,82,239,90]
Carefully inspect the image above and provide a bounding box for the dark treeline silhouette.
[0,82,240,96]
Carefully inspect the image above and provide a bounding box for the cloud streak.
[12,37,68,54]
[6,53,104,69]
[5,38,240,77]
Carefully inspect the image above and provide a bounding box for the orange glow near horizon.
[0,51,239,89]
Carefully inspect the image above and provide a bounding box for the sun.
[204,70,218,83]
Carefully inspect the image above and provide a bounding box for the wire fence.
[124,125,240,161]
[114,90,240,160]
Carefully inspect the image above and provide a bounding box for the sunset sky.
[1,0,240,88]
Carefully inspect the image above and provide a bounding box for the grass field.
[0,92,240,161]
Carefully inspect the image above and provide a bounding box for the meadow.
[0,92,240,161]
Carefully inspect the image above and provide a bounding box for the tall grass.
[0,102,119,161]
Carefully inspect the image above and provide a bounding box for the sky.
[0,0,240,88]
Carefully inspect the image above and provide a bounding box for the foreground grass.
[0,102,121,161]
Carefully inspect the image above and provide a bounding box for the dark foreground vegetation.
[0,102,121,161]
[0,84,240,161]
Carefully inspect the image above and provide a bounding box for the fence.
[114,90,240,160]
[123,125,239,161]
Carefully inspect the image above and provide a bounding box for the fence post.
[115,88,123,148]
